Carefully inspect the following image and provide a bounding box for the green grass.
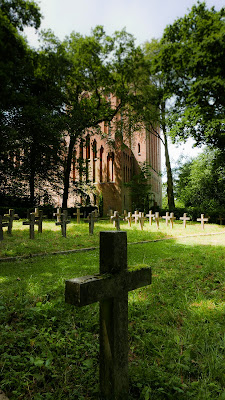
[0,226,225,399]
[0,218,224,258]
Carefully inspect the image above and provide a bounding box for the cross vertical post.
[0,216,9,241]
[23,213,35,239]
[125,212,132,228]
[65,231,152,400]
[170,212,176,229]
[132,210,139,224]
[111,211,121,231]
[3,209,18,235]
[162,212,170,226]
[138,212,145,230]
[197,214,208,230]
[154,212,160,229]
[180,213,190,228]
[146,210,154,225]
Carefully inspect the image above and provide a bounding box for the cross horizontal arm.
[65,267,151,307]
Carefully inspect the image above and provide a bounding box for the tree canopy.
[153,2,225,150]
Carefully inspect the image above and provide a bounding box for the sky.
[25,0,224,173]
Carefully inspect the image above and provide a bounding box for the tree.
[143,39,175,210]
[50,27,150,208]
[154,2,225,150]
[175,149,225,211]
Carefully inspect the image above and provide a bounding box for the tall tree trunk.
[29,146,36,206]
[161,102,175,211]
[62,136,76,209]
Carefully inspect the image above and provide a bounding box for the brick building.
[60,115,162,215]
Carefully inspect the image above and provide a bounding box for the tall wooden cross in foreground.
[65,231,152,400]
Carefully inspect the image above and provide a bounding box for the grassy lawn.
[0,218,224,258]
[0,223,225,399]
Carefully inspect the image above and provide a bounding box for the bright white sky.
[25,0,224,173]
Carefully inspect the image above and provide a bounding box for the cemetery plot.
[66,231,151,399]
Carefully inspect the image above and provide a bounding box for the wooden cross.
[73,208,83,224]
[87,211,96,235]
[125,212,132,228]
[34,209,43,233]
[146,210,154,225]
[0,216,9,241]
[179,213,190,228]
[132,210,140,224]
[23,213,36,239]
[3,209,18,235]
[55,212,71,237]
[137,212,145,230]
[218,215,224,225]
[170,212,176,229]
[154,212,160,229]
[65,231,152,400]
[197,214,209,230]
[162,212,170,227]
[111,211,121,231]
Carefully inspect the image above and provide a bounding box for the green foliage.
[153,2,225,150]
[125,164,152,212]
[174,149,225,212]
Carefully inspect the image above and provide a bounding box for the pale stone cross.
[111,211,121,231]
[162,212,170,227]
[3,209,18,235]
[179,213,190,228]
[73,208,83,224]
[197,214,209,230]
[65,231,152,400]
[0,216,9,241]
[169,212,176,229]
[132,210,140,224]
[55,212,71,237]
[146,210,154,225]
[53,208,62,223]
[138,212,145,230]
[23,213,36,239]
[154,212,160,229]
[107,209,114,223]
[125,211,132,228]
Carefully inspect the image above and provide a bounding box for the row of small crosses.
[0,208,212,241]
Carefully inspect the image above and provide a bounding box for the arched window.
[100,146,104,182]
[92,140,97,182]
[107,152,114,182]
[138,143,141,154]
[86,134,90,159]
[72,150,76,183]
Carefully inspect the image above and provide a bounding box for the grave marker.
[23,213,36,239]
[218,215,224,225]
[179,213,190,228]
[3,209,18,235]
[146,210,154,225]
[35,209,43,233]
[73,208,83,224]
[125,212,132,228]
[65,231,152,400]
[0,216,9,241]
[111,211,121,231]
[138,212,145,230]
[107,209,114,223]
[162,212,170,226]
[197,214,209,230]
[55,212,71,237]
[154,212,160,229]
[53,208,62,223]
[132,210,140,224]
[170,212,176,229]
